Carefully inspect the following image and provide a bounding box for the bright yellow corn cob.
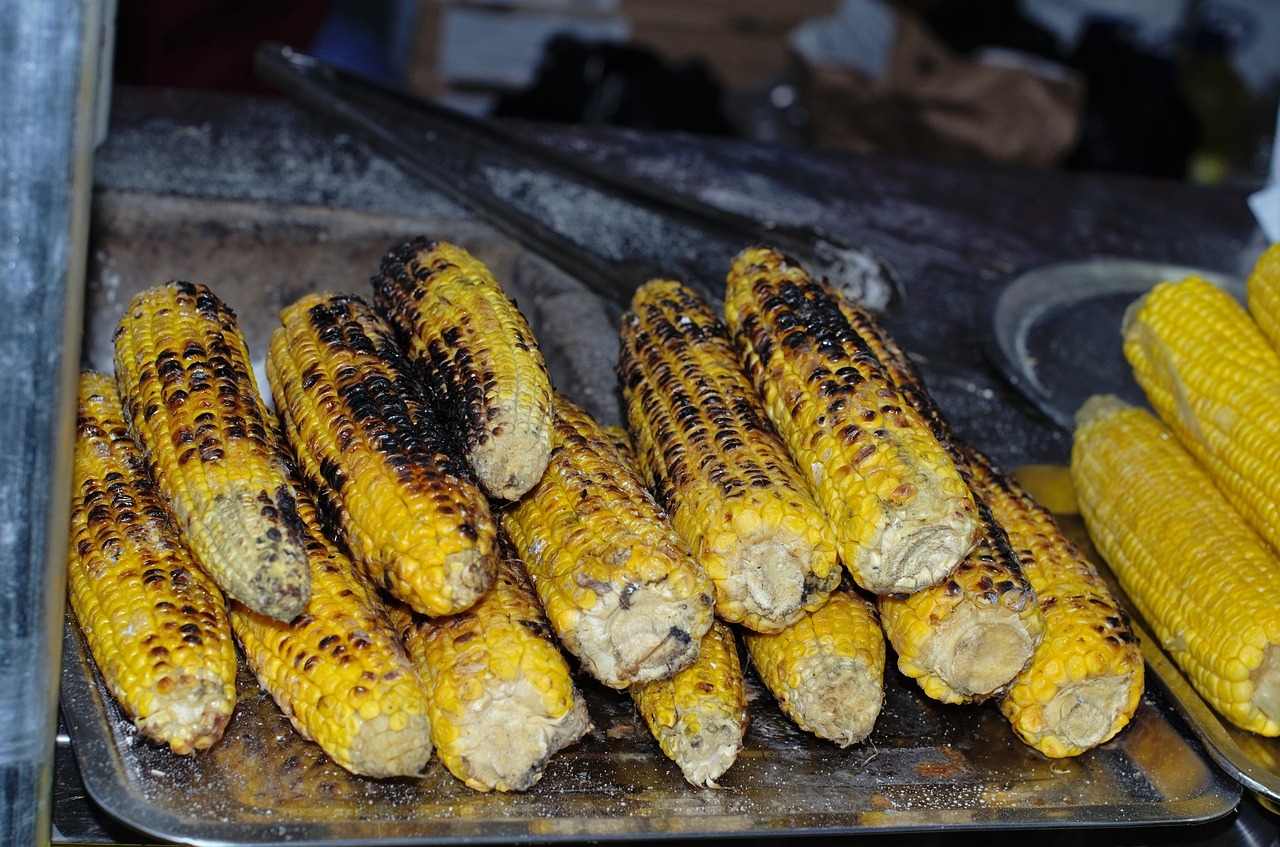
[1073,395,1278,737]
[113,281,310,621]
[630,620,748,788]
[618,279,841,633]
[723,247,978,595]
[1123,275,1280,557]
[68,370,237,755]
[267,291,497,617]
[372,238,554,501]
[972,437,1144,756]
[230,486,433,778]
[391,533,591,792]
[1247,243,1280,353]
[742,583,885,746]
[500,390,716,689]
[833,296,1044,703]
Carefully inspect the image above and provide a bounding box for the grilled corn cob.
[618,279,841,633]
[974,438,1144,756]
[1123,275,1280,556]
[267,291,497,617]
[1073,395,1278,737]
[391,534,591,792]
[834,296,1043,702]
[724,247,978,595]
[1247,243,1280,353]
[68,370,237,755]
[742,583,885,746]
[372,238,554,500]
[113,281,309,620]
[500,390,716,689]
[630,620,748,788]
[230,486,433,778]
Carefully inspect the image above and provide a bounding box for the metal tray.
[987,259,1280,809]
[58,198,1241,845]
[986,258,1245,431]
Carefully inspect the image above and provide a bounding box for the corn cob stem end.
[136,672,235,755]
[935,617,1036,699]
[877,522,969,595]
[1043,674,1139,756]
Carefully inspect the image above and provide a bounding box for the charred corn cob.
[1247,243,1280,353]
[1123,275,1280,556]
[618,279,841,633]
[372,238,554,500]
[500,390,716,689]
[1073,395,1278,737]
[742,583,885,746]
[267,291,497,617]
[723,247,978,595]
[68,370,237,755]
[230,486,433,778]
[834,295,1044,702]
[973,438,1143,756]
[630,620,748,788]
[391,533,591,792]
[113,281,309,620]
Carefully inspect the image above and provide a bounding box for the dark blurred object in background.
[1061,19,1198,179]
[114,0,332,94]
[493,35,734,136]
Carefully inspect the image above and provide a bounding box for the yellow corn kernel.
[500,390,715,689]
[723,247,978,595]
[1072,395,1276,737]
[618,279,840,633]
[742,583,885,746]
[630,620,748,788]
[68,370,237,755]
[1123,275,1280,556]
[267,291,497,617]
[372,238,553,500]
[113,281,309,620]
[1247,243,1280,354]
[390,533,591,792]
[230,487,433,778]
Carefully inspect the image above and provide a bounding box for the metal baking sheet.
[986,258,1245,431]
[60,202,1240,845]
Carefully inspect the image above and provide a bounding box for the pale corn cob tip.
[372,237,554,501]
[1071,396,1277,737]
[394,539,592,793]
[743,585,885,747]
[230,488,433,779]
[268,290,497,618]
[618,278,840,633]
[69,370,237,756]
[631,620,748,788]
[723,246,978,596]
[112,280,310,621]
[500,390,716,689]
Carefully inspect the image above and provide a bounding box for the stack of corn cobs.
[68,238,1146,796]
[1072,243,1280,740]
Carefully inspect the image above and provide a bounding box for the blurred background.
[112,0,1280,187]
